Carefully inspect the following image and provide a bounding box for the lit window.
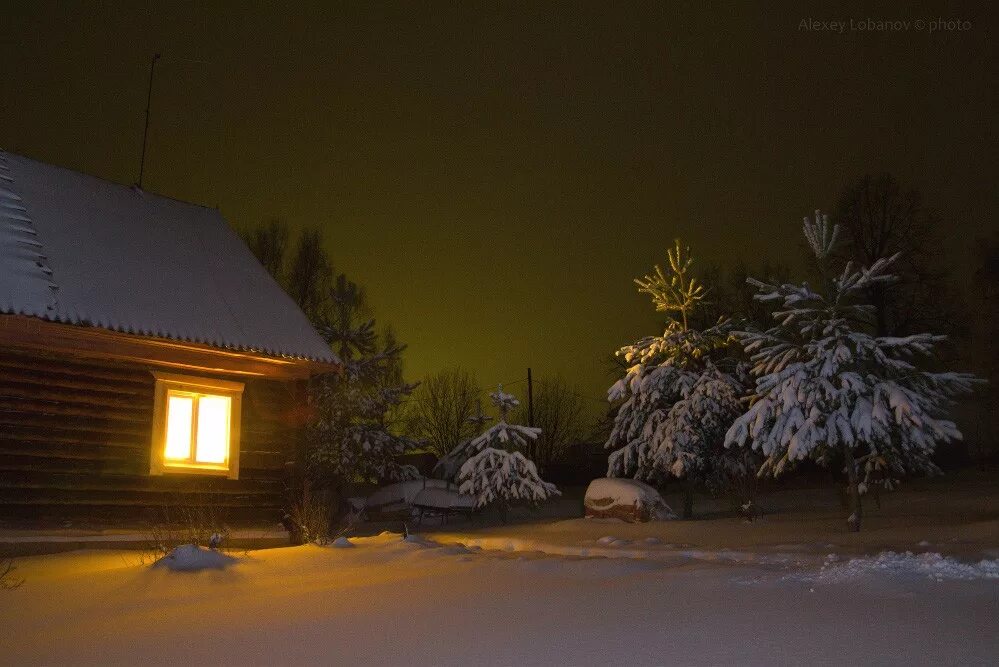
[150,373,243,479]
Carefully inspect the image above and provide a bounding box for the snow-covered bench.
[365,479,450,519]
[411,487,478,526]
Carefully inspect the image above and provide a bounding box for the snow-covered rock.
[152,544,237,572]
[584,478,675,522]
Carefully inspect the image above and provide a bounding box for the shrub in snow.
[0,559,22,590]
[285,480,333,545]
[457,386,559,519]
[584,478,675,522]
[605,240,759,517]
[724,211,980,532]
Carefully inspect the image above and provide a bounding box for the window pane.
[164,395,194,461]
[195,395,230,464]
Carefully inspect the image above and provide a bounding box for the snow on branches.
[458,449,559,508]
[457,386,559,509]
[306,278,419,487]
[607,344,753,491]
[724,211,980,530]
[605,241,757,507]
[634,239,707,331]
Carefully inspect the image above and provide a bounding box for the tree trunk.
[682,485,694,520]
[871,283,889,337]
[842,445,862,532]
[830,468,849,510]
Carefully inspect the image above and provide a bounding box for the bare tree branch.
[407,367,482,458]
[514,376,588,473]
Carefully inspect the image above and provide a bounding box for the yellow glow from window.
[195,395,231,464]
[164,395,194,461]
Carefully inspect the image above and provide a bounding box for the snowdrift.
[152,544,238,572]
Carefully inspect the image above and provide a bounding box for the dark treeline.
[237,171,997,535]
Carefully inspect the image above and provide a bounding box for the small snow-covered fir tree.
[457,386,559,519]
[433,401,492,481]
[724,211,980,531]
[241,220,418,525]
[606,240,757,517]
[307,275,419,498]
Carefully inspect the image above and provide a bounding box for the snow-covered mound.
[411,487,476,510]
[331,536,354,548]
[402,534,440,547]
[584,478,675,522]
[152,544,238,572]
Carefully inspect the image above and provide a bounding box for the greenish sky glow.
[2,3,994,408]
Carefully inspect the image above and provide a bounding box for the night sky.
[2,4,994,404]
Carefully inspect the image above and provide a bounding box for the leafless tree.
[407,367,482,458]
[287,227,335,325]
[241,218,290,286]
[966,233,999,460]
[693,260,792,331]
[833,174,965,338]
[515,376,588,473]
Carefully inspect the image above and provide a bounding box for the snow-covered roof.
[0,151,336,363]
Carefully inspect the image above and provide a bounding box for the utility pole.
[527,367,534,428]
[138,53,161,189]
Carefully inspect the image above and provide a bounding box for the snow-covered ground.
[2,531,997,665]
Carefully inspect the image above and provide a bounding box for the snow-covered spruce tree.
[457,386,559,521]
[307,274,419,505]
[605,240,757,518]
[724,211,980,532]
[432,400,492,482]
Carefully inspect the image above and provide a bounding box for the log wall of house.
[0,345,303,528]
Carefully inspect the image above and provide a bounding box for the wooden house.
[0,151,338,528]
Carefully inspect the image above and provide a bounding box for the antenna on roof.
[137,53,161,189]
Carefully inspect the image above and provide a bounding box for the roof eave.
[0,313,338,380]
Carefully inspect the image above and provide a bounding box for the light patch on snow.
[439,533,806,568]
[3,534,997,665]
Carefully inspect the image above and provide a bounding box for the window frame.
[149,371,244,479]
